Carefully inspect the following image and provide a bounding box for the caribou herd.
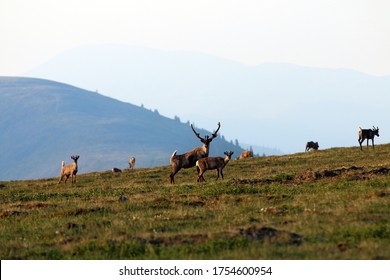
[58,123,381,185]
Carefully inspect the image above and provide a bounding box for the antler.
[190,122,221,141]
[209,122,221,140]
[190,123,204,140]
[71,155,80,161]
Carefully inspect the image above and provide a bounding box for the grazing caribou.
[305,141,319,152]
[196,151,234,182]
[358,126,379,150]
[169,122,221,184]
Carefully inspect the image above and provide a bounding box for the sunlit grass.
[1,145,389,259]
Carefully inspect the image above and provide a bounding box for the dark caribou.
[358,126,379,150]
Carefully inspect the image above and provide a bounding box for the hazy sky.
[1,0,390,76]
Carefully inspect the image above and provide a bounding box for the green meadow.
[1,145,389,260]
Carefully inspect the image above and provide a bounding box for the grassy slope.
[0,145,389,260]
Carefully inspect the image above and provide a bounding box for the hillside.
[24,44,390,153]
[0,77,243,180]
[0,144,389,260]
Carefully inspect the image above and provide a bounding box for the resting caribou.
[358,126,379,150]
[238,150,253,159]
[169,122,221,184]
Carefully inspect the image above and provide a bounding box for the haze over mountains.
[25,44,390,154]
[0,77,243,180]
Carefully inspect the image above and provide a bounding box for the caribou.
[196,151,234,182]
[238,150,253,159]
[169,122,221,184]
[305,141,319,152]
[358,126,379,150]
[129,156,135,169]
[58,155,80,185]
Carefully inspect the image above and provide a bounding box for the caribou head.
[190,122,221,156]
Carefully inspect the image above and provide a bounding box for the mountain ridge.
[0,76,244,180]
[24,44,390,153]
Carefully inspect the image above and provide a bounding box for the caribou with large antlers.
[169,122,221,184]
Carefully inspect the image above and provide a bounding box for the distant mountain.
[0,77,244,180]
[25,44,390,153]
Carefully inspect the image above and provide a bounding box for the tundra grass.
[0,146,389,259]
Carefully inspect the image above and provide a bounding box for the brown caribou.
[58,155,80,185]
[169,122,221,183]
[238,150,253,159]
[196,151,234,182]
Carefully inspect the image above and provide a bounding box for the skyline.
[1,0,390,77]
[23,44,390,154]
